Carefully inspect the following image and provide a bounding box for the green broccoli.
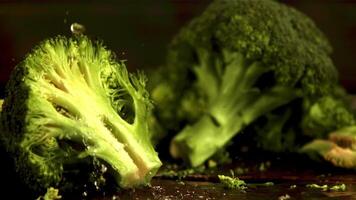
[151,0,340,167]
[0,36,162,194]
[301,94,356,139]
[218,174,247,190]
[36,187,61,200]
[254,88,356,153]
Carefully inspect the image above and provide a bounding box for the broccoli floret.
[297,92,356,168]
[151,0,339,167]
[301,95,356,138]
[253,84,355,153]
[0,36,162,193]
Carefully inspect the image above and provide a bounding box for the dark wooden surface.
[87,155,356,200]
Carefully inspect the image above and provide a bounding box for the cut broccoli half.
[0,36,162,192]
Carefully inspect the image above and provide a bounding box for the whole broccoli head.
[151,0,340,167]
[0,36,162,193]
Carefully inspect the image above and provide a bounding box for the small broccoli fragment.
[36,187,61,200]
[218,174,247,190]
[330,183,347,192]
[0,36,161,194]
[306,183,328,191]
[278,194,291,200]
[306,183,346,192]
[151,0,339,166]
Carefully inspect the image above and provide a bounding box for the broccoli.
[298,90,356,169]
[36,187,62,200]
[218,174,247,190]
[0,36,162,194]
[301,94,356,139]
[151,0,340,167]
[254,88,356,153]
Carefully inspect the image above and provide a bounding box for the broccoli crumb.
[159,165,206,180]
[36,187,61,200]
[306,184,328,191]
[278,194,291,200]
[306,183,346,192]
[218,175,247,190]
[289,185,297,189]
[263,182,274,186]
[330,184,347,191]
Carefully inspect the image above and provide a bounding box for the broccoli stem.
[171,87,296,167]
[170,114,242,166]
[170,50,300,167]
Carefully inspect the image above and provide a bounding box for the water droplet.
[71,22,86,35]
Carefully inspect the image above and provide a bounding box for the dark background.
[0,0,356,97]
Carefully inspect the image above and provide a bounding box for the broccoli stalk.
[0,36,161,192]
[170,49,298,166]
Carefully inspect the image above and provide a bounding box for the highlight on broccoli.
[0,36,162,195]
[151,0,343,167]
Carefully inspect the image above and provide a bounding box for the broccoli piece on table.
[0,36,162,194]
[151,0,339,167]
[218,174,247,190]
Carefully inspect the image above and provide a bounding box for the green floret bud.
[0,36,161,192]
[302,96,356,138]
